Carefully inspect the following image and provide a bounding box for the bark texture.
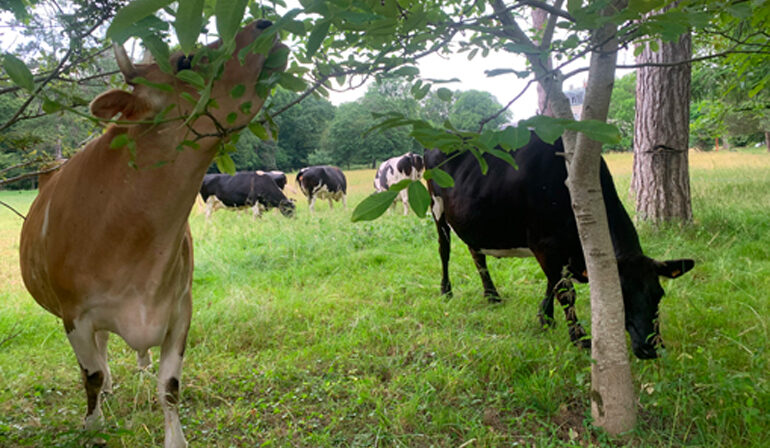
[491,0,636,433]
[532,7,554,116]
[632,30,693,223]
[568,4,636,433]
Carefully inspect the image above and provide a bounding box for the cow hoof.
[538,314,555,329]
[486,295,502,304]
[574,338,591,349]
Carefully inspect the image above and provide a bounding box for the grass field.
[0,150,768,447]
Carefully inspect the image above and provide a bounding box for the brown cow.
[18,20,286,447]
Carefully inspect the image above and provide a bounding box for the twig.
[0,160,67,189]
[0,323,23,348]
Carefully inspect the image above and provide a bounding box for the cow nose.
[256,20,273,30]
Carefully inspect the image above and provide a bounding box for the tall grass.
[0,151,768,447]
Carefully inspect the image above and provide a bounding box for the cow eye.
[177,54,193,72]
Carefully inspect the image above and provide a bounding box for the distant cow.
[199,171,295,218]
[257,170,287,190]
[296,165,347,213]
[425,133,694,359]
[374,152,425,215]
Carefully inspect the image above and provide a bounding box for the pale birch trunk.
[490,0,636,433]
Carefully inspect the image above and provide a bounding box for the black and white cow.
[374,152,425,215]
[200,171,295,218]
[425,133,694,359]
[296,165,347,213]
[257,170,287,190]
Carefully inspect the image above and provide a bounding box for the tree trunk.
[632,24,693,223]
[532,7,554,117]
[491,0,636,433]
[766,131,769,152]
[565,4,637,433]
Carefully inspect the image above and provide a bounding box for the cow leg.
[468,248,502,303]
[308,196,316,214]
[251,203,262,219]
[137,349,151,369]
[157,293,191,448]
[65,318,107,430]
[342,194,347,210]
[553,277,590,348]
[328,197,334,209]
[538,280,556,328]
[400,190,409,216]
[435,214,452,297]
[204,197,214,219]
[94,330,112,394]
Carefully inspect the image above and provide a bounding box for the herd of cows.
[14,20,695,447]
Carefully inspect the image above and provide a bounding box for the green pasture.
[0,151,768,447]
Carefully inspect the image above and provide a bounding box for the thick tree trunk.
[632,27,693,223]
[565,5,636,434]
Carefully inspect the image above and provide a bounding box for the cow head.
[618,257,694,359]
[90,20,287,148]
[278,198,296,218]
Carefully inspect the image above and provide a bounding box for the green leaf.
[565,120,621,144]
[248,122,269,140]
[306,20,330,58]
[391,66,420,77]
[215,0,248,42]
[216,152,236,174]
[264,46,290,70]
[485,68,516,78]
[42,98,63,114]
[177,70,205,89]
[107,0,173,43]
[283,19,307,35]
[424,168,454,188]
[140,34,172,73]
[351,191,399,222]
[132,77,173,92]
[226,112,237,124]
[174,0,204,55]
[407,181,430,217]
[526,115,565,144]
[498,125,531,151]
[3,53,34,92]
[726,3,752,19]
[388,179,412,192]
[278,72,307,92]
[110,133,130,149]
[4,0,30,21]
[436,87,452,102]
[486,148,517,169]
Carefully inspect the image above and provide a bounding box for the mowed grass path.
[0,151,768,447]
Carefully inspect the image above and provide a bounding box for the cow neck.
[92,123,218,233]
[600,164,645,260]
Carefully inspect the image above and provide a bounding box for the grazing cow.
[199,172,295,218]
[18,20,286,447]
[296,165,347,213]
[257,169,287,190]
[374,152,425,215]
[425,133,694,359]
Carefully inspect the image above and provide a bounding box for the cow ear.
[90,89,153,122]
[655,258,695,278]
